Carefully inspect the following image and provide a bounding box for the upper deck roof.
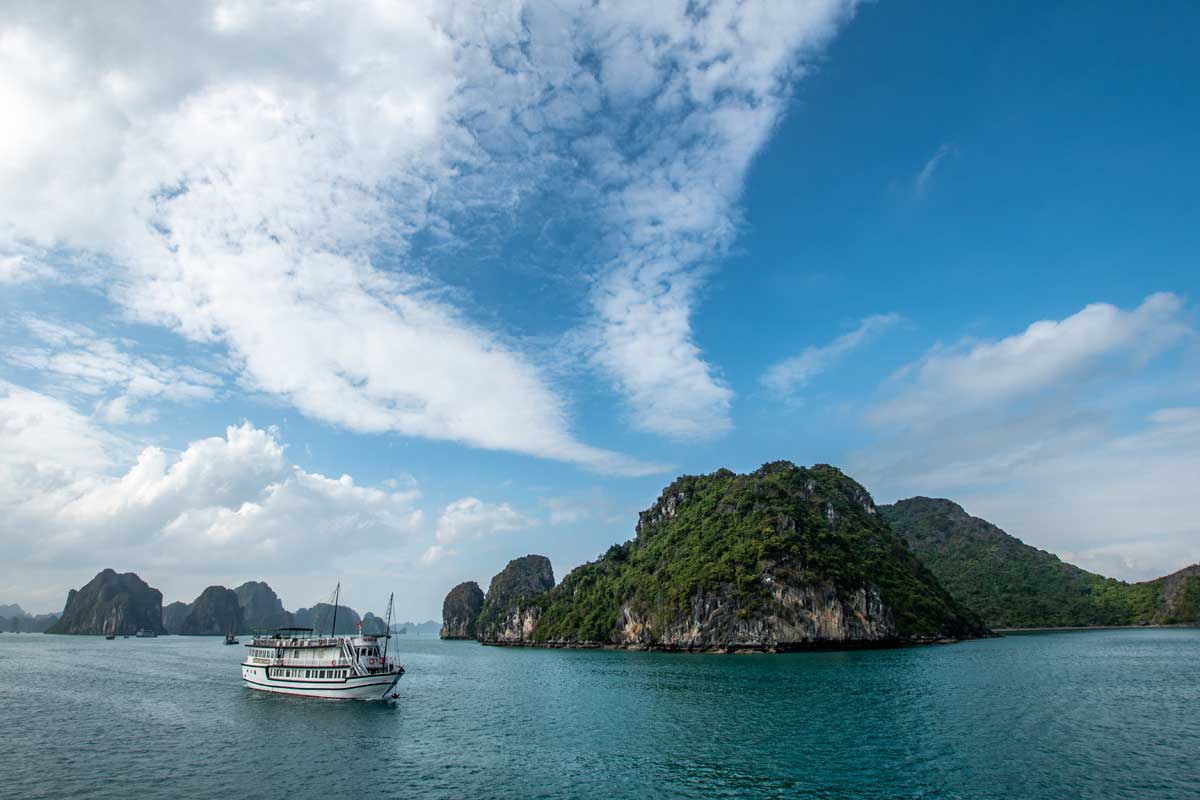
[247,630,386,649]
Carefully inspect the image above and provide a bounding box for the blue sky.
[1,1,1197,618]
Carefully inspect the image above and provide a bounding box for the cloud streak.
[3,316,223,424]
[762,313,902,395]
[914,142,958,196]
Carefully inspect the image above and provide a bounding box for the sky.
[2,1,1197,618]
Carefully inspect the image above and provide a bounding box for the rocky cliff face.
[501,463,984,651]
[181,586,243,635]
[476,556,555,644]
[440,581,485,639]
[47,569,166,635]
[605,579,895,651]
[162,601,191,634]
[360,612,388,635]
[234,581,294,632]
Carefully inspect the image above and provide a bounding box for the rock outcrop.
[480,464,984,651]
[360,612,388,636]
[162,601,191,634]
[234,581,294,632]
[294,603,361,634]
[476,556,555,644]
[47,569,166,635]
[440,581,485,639]
[180,586,243,635]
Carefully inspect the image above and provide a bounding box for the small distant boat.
[105,621,116,640]
[241,586,403,701]
[135,628,157,638]
[224,631,238,645]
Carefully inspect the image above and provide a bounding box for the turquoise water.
[0,629,1196,799]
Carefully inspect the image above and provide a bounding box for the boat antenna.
[382,593,394,660]
[330,582,340,638]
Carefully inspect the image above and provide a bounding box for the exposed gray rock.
[181,586,243,635]
[440,581,484,639]
[234,581,294,633]
[476,556,554,644]
[47,569,166,635]
[360,612,388,636]
[162,601,191,634]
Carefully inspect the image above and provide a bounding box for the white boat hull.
[241,663,401,701]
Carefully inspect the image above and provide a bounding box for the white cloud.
[0,1,854,460]
[955,407,1200,582]
[852,294,1198,581]
[0,380,119,492]
[762,313,902,395]
[0,381,422,580]
[867,293,1191,431]
[421,496,526,564]
[0,2,668,474]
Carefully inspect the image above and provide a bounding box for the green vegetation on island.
[880,497,1200,628]
[453,463,986,650]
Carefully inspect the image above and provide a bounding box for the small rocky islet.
[443,461,1200,652]
[439,581,485,639]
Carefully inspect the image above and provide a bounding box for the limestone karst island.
[438,463,1198,651]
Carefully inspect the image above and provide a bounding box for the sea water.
[0,628,1195,799]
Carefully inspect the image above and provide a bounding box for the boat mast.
[330,582,340,638]
[382,593,394,660]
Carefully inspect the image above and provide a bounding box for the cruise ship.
[240,589,404,701]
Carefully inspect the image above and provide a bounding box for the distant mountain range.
[391,620,440,635]
[0,604,59,633]
[19,471,1200,639]
[880,498,1199,628]
[32,569,427,636]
